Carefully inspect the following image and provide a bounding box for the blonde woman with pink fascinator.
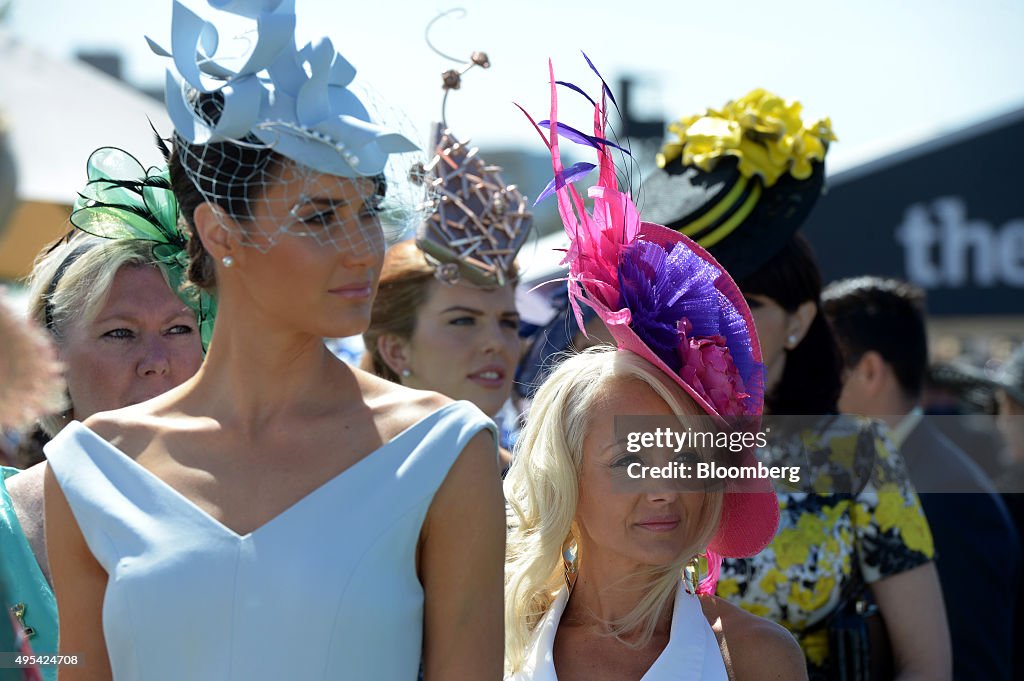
[504,56,805,681]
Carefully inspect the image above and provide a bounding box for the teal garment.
[1,467,57,681]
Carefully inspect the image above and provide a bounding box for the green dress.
[1,467,57,681]
[716,415,934,678]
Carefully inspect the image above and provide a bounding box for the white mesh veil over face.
[152,0,425,254]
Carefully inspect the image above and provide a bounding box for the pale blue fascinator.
[147,0,418,177]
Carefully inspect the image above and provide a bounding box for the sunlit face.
[401,280,520,417]
[744,293,790,393]
[230,167,385,339]
[60,266,203,420]
[575,379,714,572]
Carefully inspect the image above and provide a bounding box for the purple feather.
[555,80,597,108]
[713,279,763,400]
[537,120,631,156]
[661,242,723,337]
[534,161,596,205]
[618,241,694,372]
[657,242,761,396]
[581,50,619,113]
[618,239,759,387]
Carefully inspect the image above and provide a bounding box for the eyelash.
[676,452,701,466]
[301,210,337,226]
[448,318,520,329]
[610,452,701,468]
[299,199,382,226]
[102,325,194,340]
[611,453,642,468]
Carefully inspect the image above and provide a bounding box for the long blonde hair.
[504,347,723,672]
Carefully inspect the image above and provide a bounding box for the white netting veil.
[152,0,426,256]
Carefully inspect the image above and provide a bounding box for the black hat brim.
[640,156,825,280]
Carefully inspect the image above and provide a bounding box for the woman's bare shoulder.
[698,594,807,681]
[355,368,454,435]
[79,399,196,461]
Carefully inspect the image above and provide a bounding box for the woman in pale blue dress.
[42,2,504,680]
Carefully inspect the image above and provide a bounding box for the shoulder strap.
[393,400,497,495]
[43,422,189,571]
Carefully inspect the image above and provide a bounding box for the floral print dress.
[716,415,934,677]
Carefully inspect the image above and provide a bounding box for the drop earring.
[563,548,578,593]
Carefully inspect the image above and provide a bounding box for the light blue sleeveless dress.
[44,400,495,681]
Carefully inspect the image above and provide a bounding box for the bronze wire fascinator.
[412,12,532,288]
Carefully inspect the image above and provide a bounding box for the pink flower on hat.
[677,320,750,417]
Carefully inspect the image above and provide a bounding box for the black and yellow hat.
[642,89,836,280]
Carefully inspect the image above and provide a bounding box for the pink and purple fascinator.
[520,55,779,562]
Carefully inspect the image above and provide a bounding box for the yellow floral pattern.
[716,415,933,679]
[657,88,837,187]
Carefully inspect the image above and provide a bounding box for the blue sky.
[7,0,1024,172]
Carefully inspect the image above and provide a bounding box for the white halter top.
[507,581,729,681]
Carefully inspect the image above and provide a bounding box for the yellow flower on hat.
[658,88,837,187]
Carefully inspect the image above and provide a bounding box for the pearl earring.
[786,334,798,348]
[221,255,234,268]
[401,369,412,378]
